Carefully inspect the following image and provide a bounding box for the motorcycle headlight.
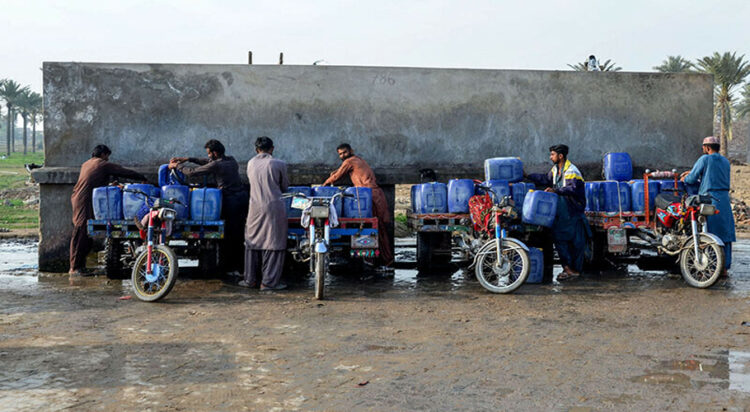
[699,204,716,216]
[159,208,177,221]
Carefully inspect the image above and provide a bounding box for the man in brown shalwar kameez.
[69,145,147,276]
[323,143,394,271]
[239,137,290,290]
[169,139,248,276]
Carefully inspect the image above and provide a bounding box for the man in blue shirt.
[680,136,736,275]
[527,144,591,280]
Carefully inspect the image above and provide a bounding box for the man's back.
[245,152,289,250]
[701,153,731,191]
[247,153,288,202]
[73,158,110,197]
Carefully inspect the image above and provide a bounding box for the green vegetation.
[653,55,693,73]
[696,52,750,157]
[567,57,621,72]
[0,152,43,230]
[395,213,407,224]
[0,151,43,169]
[0,199,38,229]
[736,83,750,120]
[1,78,43,156]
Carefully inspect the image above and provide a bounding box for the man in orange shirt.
[323,143,393,271]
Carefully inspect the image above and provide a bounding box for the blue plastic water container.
[511,183,535,209]
[410,185,421,214]
[599,182,620,212]
[484,157,524,183]
[158,164,186,187]
[343,187,373,218]
[603,152,633,181]
[526,247,544,284]
[92,186,123,220]
[659,180,686,194]
[285,186,313,218]
[481,180,511,205]
[414,183,448,213]
[630,179,660,212]
[585,182,596,211]
[161,185,190,219]
[447,179,476,213]
[122,184,160,220]
[618,182,632,212]
[312,186,344,217]
[522,191,558,227]
[190,188,222,221]
[588,182,602,211]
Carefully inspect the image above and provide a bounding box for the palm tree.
[568,58,622,71]
[653,55,693,73]
[15,90,40,155]
[735,83,750,120]
[28,92,42,153]
[696,52,750,156]
[0,79,29,156]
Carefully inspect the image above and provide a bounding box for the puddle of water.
[630,372,692,386]
[729,351,750,393]
[0,240,38,272]
[635,351,750,394]
[2,239,750,296]
[658,359,727,379]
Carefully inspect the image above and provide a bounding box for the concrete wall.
[36,62,714,270]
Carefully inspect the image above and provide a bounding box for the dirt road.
[1,241,749,411]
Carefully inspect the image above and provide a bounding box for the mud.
[1,240,749,410]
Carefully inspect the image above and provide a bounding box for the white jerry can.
[607,227,628,253]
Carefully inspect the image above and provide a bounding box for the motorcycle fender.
[315,242,328,253]
[475,237,529,253]
[503,237,530,252]
[681,232,725,248]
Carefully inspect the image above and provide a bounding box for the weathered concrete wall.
[37,62,714,270]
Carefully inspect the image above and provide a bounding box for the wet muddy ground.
[1,240,750,411]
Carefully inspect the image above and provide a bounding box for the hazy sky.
[2,0,750,93]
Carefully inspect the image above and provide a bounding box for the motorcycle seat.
[685,194,712,207]
[655,192,681,210]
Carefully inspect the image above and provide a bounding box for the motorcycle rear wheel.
[679,240,724,288]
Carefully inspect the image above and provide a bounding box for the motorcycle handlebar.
[122,189,184,207]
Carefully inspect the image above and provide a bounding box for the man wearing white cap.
[680,136,736,275]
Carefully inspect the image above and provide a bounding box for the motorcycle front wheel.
[131,245,179,301]
[314,252,327,300]
[475,238,530,294]
[679,240,724,288]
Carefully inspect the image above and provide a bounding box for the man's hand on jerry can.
[168,160,180,170]
[544,187,555,193]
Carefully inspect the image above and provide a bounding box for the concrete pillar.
[38,184,75,272]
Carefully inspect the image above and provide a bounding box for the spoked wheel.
[131,245,179,301]
[475,239,530,293]
[679,240,724,288]
[314,252,327,300]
